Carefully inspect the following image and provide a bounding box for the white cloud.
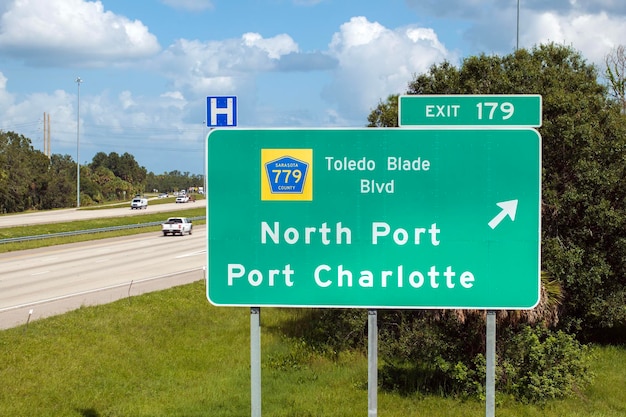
[160,0,213,12]
[242,32,299,59]
[0,0,160,66]
[65,88,198,158]
[324,17,450,122]
[156,32,299,95]
[161,91,185,101]
[329,16,387,50]
[522,11,626,63]
[459,7,623,64]
[0,71,15,109]
[119,91,136,110]
[157,39,248,95]
[525,0,626,15]
[152,17,452,126]
[405,1,626,67]
[4,1,623,174]
[151,17,453,127]
[0,88,75,149]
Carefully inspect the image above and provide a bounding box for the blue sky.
[1,0,625,175]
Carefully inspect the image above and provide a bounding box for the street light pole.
[516,0,520,50]
[76,77,82,208]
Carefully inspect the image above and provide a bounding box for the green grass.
[2,202,625,416]
[0,207,206,253]
[1,281,625,417]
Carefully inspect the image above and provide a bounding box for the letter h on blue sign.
[207,96,237,127]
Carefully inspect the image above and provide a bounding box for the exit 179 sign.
[399,95,542,127]
[206,128,541,309]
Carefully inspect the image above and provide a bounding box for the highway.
[0,199,206,228]
[0,203,207,330]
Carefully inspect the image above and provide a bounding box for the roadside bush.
[498,325,593,403]
[378,310,487,398]
[292,309,368,357]
[378,316,592,403]
[295,309,592,403]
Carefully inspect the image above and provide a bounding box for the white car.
[130,197,148,209]
[175,195,189,203]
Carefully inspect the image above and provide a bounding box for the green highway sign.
[399,95,542,127]
[206,128,541,309]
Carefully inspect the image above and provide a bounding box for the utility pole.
[76,77,82,208]
[43,112,51,157]
[43,112,47,157]
[516,0,520,50]
[47,113,50,157]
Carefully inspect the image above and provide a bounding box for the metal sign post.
[486,310,496,417]
[368,310,378,417]
[250,307,261,417]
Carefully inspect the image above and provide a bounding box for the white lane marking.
[175,250,206,259]
[0,267,205,313]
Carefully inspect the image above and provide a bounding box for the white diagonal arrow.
[488,200,518,229]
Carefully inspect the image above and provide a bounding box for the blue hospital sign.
[207,96,237,127]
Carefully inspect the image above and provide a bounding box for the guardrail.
[0,216,206,244]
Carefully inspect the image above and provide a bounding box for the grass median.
[1,281,625,416]
[0,207,205,253]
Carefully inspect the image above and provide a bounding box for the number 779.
[272,169,302,184]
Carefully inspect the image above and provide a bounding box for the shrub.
[498,325,593,403]
[296,310,592,402]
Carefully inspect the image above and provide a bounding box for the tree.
[605,45,626,113]
[0,131,196,212]
[118,152,147,186]
[90,151,109,170]
[0,131,49,213]
[88,151,147,195]
[145,170,203,194]
[310,43,625,399]
[40,154,76,209]
[367,44,626,338]
[88,165,133,200]
[367,94,399,127]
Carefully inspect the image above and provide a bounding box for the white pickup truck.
[162,217,193,236]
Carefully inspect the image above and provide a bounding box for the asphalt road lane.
[0,199,206,228]
[0,226,207,329]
